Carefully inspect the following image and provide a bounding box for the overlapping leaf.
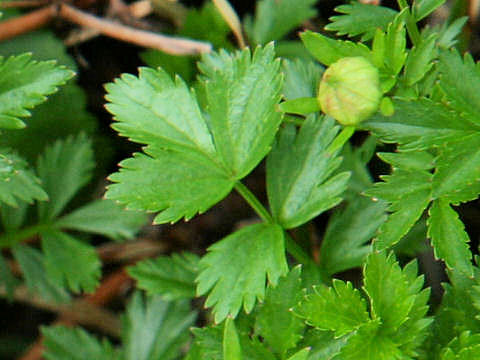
[267,116,350,229]
[196,223,288,323]
[106,45,283,223]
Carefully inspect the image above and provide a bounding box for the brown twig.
[0,5,56,42]
[97,238,166,263]
[58,3,211,54]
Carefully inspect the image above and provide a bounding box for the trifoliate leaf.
[300,31,372,67]
[106,45,282,223]
[267,115,350,229]
[363,99,478,151]
[363,251,417,331]
[296,279,369,338]
[41,230,101,293]
[123,293,197,360]
[198,44,283,178]
[37,134,94,221]
[319,195,386,276]
[432,134,480,204]
[437,50,480,127]
[56,199,146,241]
[365,169,432,250]
[255,266,305,357]
[282,58,323,100]
[0,53,73,129]
[246,0,317,45]
[42,326,116,360]
[196,223,288,323]
[325,3,397,41]
[427,199,473,276]
[0,149,47,207]
[128,252,199,300]
[107,151,233,224]
[12,244,70,303]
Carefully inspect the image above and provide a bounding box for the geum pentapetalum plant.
[37,0,480,359]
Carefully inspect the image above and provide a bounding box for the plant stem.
[234,181,273,223]
[327,125,355,155]
[284,232,313,265]
[0,223,54,248]
[396,0,421,46]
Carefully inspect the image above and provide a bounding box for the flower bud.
[317,57,381,126]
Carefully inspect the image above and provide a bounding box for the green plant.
[3,0,480,359]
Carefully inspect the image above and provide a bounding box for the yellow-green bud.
[317,57,381,126]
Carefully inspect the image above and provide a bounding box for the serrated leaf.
[198,44,283,178]
[363,252,417,331]
[300,31,372,66]
[325,3,397,41]
[255,266,305,356]
[384,13,407,75]
[366,169,431,250]
[42,326,116,360]
[37,134,94,220]
[437,17,468,49]
[301,329,347,360]
[377,151,435,171]
[0,53,73,129]
[335,320,403,360]
[414,0,447,21]
[107,151,233,224]
[282,58,323,100]
[404,33,438,86]
[296,279,369,337]
[223,318,243,360]
[12,244,70,303]
[123,293,196,360]
[432,133,480,203]
[437,50,480,126]
[128,252,199,300]
[319,195,386,276]
[196,223,288,323]
[0,149,47,207]
[427,199,473,276]
[41,230,101,293]
[106,45,282,223]
[247,0,316,45]
[56,199,146,241]
[362,99,478,151]
[267,116,350,229]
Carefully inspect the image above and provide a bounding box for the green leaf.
[37,134,94,220]
[287,348,310,360]
[432,133,480,204]
[196,223,288,323]
[246,0,317,45]
[0,200,28,231]
[198,44,283,178]
[255,266,305,357]
[0,149,47,207]
[56,199,146,241]
[365,169,431,250]
[0,253,18,300]
[300,31,371,66]
[267,116,350,229]
[41,230,101,293]
[190,326,223,360]
[282,58,323,100]
[377,151,435,171]
[42,326,116,360]
[107,151,233,224]
[325,3,397,41]
[362,99,477,151]
[427,199,473,276]
[295,279,369,337]
[12,244,70,303]
[437,50,480,126]
[223,318,243,360]
[123,293,197,360]
[335,320,403,360]
[128,252,199,300]
[384,13,407,75]
[363,251,417,331]
[319,195,386,276]
[0,53,73,129]
[301,329,347,360]
[404,33,438,86]
[437,17,468,49]
[278,97,320,116]
[414,0,447,21]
